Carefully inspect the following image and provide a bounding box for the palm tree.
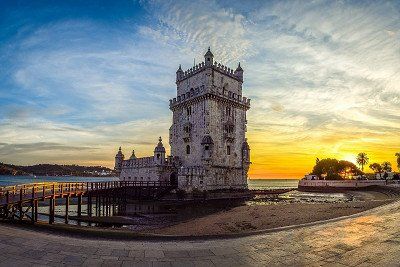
[395,152,400,171]
[356,152,369,172]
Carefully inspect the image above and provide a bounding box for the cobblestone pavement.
[0,201,399,267]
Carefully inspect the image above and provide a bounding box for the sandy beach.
[144,190,398,236]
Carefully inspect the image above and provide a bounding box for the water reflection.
[29,190,355,230]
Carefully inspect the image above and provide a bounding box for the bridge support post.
[5,192,9,219]
[34,200,38,222]
[49,198,55,224]
[19,188,23,221]
[77,195,82,226]
[30,200,35,224]
[102,196,105,216]
[95,195,99,217]
[77,195,82,217]
[65,195,69,224]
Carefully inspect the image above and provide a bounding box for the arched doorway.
[169,172,178,186]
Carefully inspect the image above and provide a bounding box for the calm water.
[0,175,298,189]
[1,176,352,229]
[0,175,119,187]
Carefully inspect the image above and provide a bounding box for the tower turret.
[234,62,243,81]
[204,47,214,67]
[130,149,137,159]
[114,147,124,175]
[176,64,184,82]
[242,139,250,163]
[154,137,166,164]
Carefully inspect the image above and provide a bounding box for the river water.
[0,175,299,189]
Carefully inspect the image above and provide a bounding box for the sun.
[343,154,357,165]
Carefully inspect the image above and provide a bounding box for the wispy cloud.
[0,0,398,176]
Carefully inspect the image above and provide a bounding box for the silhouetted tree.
[356,152,369,172]
[395,152,400,171]
[382,161,392,172]
[311,158,362,180]
[369,163,383,179]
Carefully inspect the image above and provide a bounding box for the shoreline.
[1,197,397,241]
[1,188,398,239]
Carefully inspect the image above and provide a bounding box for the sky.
[0,0,399,178]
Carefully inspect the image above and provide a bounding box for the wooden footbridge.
[0,181,176,224]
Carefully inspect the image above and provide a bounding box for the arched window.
[186,145,191,154]
[226,106,231,116]
[157,153,160,159]
[227,146,231,155]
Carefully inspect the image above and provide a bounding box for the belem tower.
[114,48,251,191]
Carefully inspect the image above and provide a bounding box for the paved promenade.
[0,201,399,267]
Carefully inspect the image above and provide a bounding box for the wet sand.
[144,190,398,236]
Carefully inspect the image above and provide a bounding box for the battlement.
[122,156,175,169]
[169,86,250,109]
[122,156,155,168]
[177,61,242,82]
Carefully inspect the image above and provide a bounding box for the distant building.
[115,48,251,191]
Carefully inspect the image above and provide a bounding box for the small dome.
[204,47,214,58]
[201,135,214,145]
[115,146,124,158]
[130,150,136,159]
[154,137,166,153]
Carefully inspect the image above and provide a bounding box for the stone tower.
[114,147,124,175]
[169,47,251,191]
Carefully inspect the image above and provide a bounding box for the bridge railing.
[0,180,173,205]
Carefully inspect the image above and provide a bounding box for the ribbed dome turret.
[204,47,214,58]
[204,47,214,66]
[130,149,136,159]
[154,137,166,153]
[115,147,124,158]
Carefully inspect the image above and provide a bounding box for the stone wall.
[170,50,250,191]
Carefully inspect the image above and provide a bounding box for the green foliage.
[356,152,369,171]
[381,161,392,172]
[369,163,383,178]
[0,162,114,176]
[395,152,400,171]
[311,158,363,180]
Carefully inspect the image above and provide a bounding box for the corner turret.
[204,47,214,67]
[176,64,184,82]
[130,149,137,159]
[114,147,124,175]
[234,62,243,81]
[242,139,250,163]
[154,137,166,164]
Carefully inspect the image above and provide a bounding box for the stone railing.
[122,156,155,168]
[169,87,250,109]
[177,61,242,82]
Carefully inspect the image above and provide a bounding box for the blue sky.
[0,0,399,176]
